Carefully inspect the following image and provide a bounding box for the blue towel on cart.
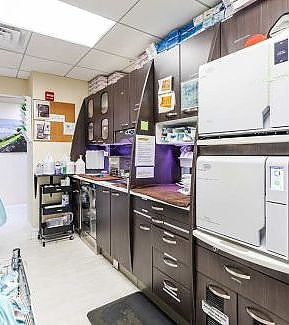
[0,294,18,325]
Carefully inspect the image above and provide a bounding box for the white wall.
[0,153,27,206]
[29,72,88,226]
[0,76,28,96]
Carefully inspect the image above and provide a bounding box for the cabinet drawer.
[153,225,191,265]
[132,196,152,216]
[196,272,238,325]
[153,267,191,321]
[239,296,289,325]
[150,201,190,225]
[153,247,191,289]
[197,246,289,321]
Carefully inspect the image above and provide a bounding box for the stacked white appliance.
[196,29,289,263]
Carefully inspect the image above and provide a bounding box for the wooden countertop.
[131,184,191,208]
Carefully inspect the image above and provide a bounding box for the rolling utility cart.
[36,175,74,247]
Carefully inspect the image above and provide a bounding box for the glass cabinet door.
[101,92,108,114]
[88,122,94,141]
[88,99,94,118]
[101,118,109,140]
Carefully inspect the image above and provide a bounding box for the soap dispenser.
[75,155,85,174]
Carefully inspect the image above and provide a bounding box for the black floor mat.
[87,292,176,325]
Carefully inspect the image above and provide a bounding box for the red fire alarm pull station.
[45,91,55,101]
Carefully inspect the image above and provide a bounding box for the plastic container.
[75,155,85,174]
[43,156,55,175]
[55,161,61,175]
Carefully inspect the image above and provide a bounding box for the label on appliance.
[270,166,285,191]
[202,300,229,325]
[274,39,288,65]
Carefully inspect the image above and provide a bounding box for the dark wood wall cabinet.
[196,244,289,325]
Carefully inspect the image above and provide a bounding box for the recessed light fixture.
[0,0,116,47]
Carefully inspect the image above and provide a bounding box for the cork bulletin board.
[33,100,75,142]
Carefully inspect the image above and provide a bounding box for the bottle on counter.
[43,155,55,175]
[75,155,85,174]
[55,161,62,175]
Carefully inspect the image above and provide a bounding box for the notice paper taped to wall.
[135,135,155,167]
[158,92,175,114]
[136,167,154,179]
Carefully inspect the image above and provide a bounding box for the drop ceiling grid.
[3,0,220,81]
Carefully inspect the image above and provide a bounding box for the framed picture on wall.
[34,100,50,120]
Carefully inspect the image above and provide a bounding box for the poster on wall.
[158,76,173,94]
[34,100,50,120]
[0,98,27,153]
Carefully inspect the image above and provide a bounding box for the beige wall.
[0,76,28,96]
[29,72,88,226]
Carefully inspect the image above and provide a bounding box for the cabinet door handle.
[139,225,150,231]
[133,108,140,111]
[102,190,110,194]
[163,287,181,303]
[208,285,231,300]
[111,192,120,197]
[73,190,79,193]
[56,188,62,191]
[141,208,149,213]
[224,265,251,280]
[246,307,275,325]
[131,121,137,125]
[166,112,178,118]
[163,280,178,292]
[162,237,177,245]
[152,218,163,224]
[163,258,178,268]
[56,209,63,212]
[97,140,104,143]
[152,206,164,211]
[121,123,129,127]
[183,107,198,114]
[135,103,140,108]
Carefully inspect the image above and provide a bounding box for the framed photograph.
[34,100,50,120]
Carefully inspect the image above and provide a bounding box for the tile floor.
[0,205,138,325]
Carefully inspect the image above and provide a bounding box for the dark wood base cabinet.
[96,186,111,255]
[132,212,152,291]
[196,244,289,325]
[111,190,131,271]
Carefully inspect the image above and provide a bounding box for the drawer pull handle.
[152,206,164,211]
[56,209,63,212]
[121,123,129,127]
[163,280,178,292]
[162,288,181,303]
[111,193,120,197]
[246,307,275,325]
[208,285,231,300]
[163,231,174,238]
[166,112,178,118]
[141,208,149,213]
[162,237,177,245]
[163,258,178,268]
[152,218,163,224]
[224,265,251,280]
[102,190,110,194]
[139,225,150,231]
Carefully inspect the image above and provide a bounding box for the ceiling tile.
[20,55,73,76]
[59,0,139,21]
[95,23,158,59]
[67,66,102,81]
[17,70,31,79]
[121,0,207,37]
[78,49,133,74]
[26,33,90,65]
[0,49,22,69]
[0,66,17,78]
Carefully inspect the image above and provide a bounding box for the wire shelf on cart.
[0,248,36,325]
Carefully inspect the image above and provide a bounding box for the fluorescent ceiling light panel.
[0,0,115,47]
